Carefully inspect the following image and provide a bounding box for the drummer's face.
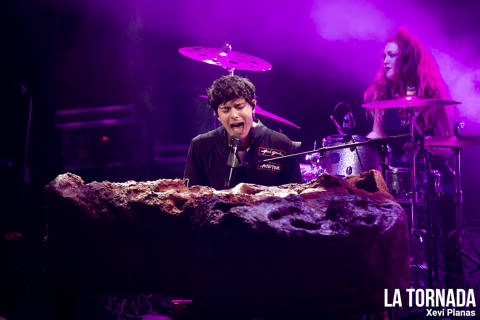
[217,97,255,142]
[383,41,399,80]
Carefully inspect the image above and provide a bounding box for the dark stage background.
[2,0,480,317]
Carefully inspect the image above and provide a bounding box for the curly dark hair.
[207,75,256,115]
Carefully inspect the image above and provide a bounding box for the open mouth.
[230,122,244,133]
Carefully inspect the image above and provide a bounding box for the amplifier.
[56,105,149,170]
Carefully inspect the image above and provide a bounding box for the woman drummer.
[364,27,461,288]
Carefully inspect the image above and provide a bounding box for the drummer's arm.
[427,106,454,159]
[366,109,387,139]
[435,106,453,137]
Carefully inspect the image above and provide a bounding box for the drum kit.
[179,43,480,287]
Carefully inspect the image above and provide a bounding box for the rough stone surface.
[45,170,408,318]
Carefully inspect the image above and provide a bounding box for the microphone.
[331,101,356,134]
[342,111,356,132]
[224,134,241,189]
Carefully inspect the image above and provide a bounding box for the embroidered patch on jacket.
[258,147,286,157]
[257,162,282,172]
[257,147,285,172]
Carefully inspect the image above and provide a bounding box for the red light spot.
[101,136,109,141]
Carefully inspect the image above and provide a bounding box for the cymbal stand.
[408,106,431,288]
[377,143,390,179]
[453,111,462,254]
[444,123,466,287]
[451,142,466,287]
[423,149,440,287]
[453,146,463,255]
[219,42,235,76]
[409,107,419,233]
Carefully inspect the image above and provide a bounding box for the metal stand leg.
[407,108,434,288]
[408,108,425,287]
[453,147,466,287]
[454,148,463,255]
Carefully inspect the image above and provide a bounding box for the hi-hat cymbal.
[425,135,480,148]
[179,46,272,71]
[362,96,461,109]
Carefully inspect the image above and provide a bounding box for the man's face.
[217,97,255,142]
[383,41,400,80]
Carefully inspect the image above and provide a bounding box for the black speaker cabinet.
[56,105,150,170]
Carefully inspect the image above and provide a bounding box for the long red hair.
[364,27,452,135]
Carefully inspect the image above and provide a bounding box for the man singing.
[184,75,301,190]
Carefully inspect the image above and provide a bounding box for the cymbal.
[362,96,461,109]
[255,105,300,129]
[425,135,480,148]
[198,95,300,129]
[178,46,272,71]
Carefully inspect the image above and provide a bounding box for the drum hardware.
[406,96,430,287]
[424,127,480,286]
[322,134,379,177]
[301,141,325,182]
[361,93,462,287]
[378,143,391,179]
[424,130,480,249]
[425,133,480,244]
[385,167,429,203]
[424,158,442,287]
[427,169,443,200]
[329,115,343,134]
[404,145,436,288]
[329,101,355,135]
[259,134,411,163]
[178,43,272,75]
[305,140,320,164]
[363,96,477,288]
[350,135,364,174]
[305,142,323,167]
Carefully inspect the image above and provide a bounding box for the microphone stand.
[259,134,411,164]
[224,135,241,189]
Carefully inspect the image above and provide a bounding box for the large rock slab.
[44,170,408,318]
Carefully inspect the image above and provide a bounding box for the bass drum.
[386,167,442,203]
[321,134,382,177]
[385,167,411,203]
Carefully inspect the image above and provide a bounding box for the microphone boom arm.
[259,134,411,163]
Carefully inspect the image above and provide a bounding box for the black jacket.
[184,121,302,190]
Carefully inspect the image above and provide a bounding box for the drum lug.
[406,191,424,203]
[346,166,353,176]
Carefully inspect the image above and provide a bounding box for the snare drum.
[321,134,382,177]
